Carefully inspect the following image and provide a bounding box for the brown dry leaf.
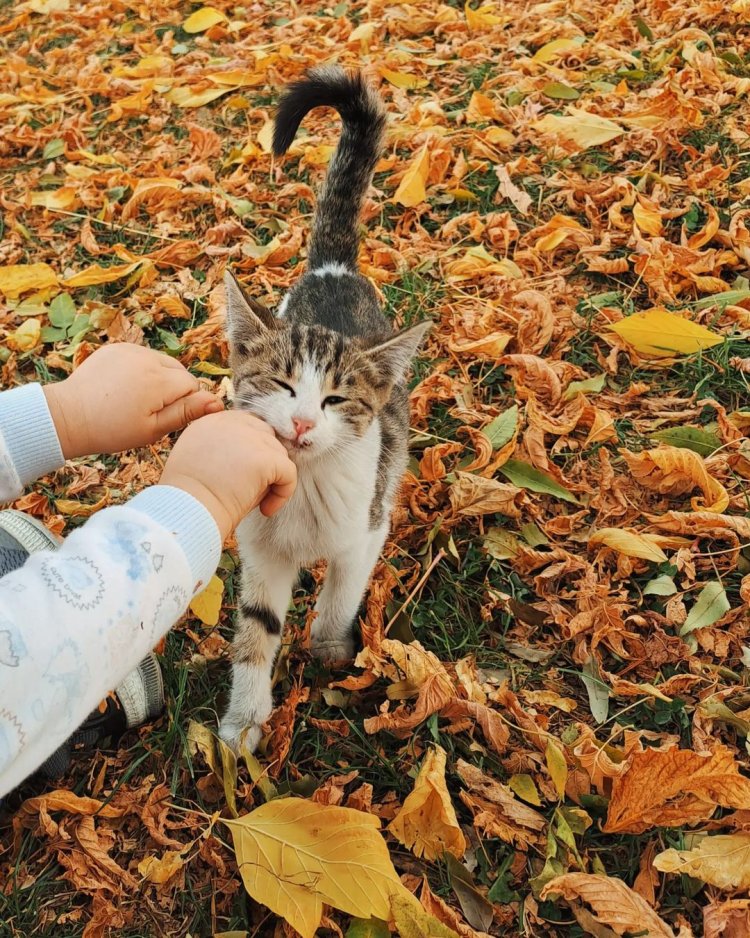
[621,446,729,513]
[449,472,524,517]
[441,699,510,755]
[388,745,467,860]
[138,849,187,885]
[361,640,455,737]
[704,900,750,938]
[604,746,750,834]
[455,759,545,847]
[541,873,675,938]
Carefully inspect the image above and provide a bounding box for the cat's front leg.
[311,523,389,662]
[219,553,296,753]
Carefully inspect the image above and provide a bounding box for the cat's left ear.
[224,270,276,350]
[367,321,431,383]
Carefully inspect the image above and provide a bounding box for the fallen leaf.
[379,68,428,90]
[0,263,59,298]
[183,6,227,32]
[532,37,585,63]
[605,745,750,834]
[388,746,467,860]
[588,529,668,563]
[138,849,186,884]
[680,581,731,635]
[498,460,578,504]
[654,833,750,891]
[494,166,531,216]
[6,318,41,352]
[541,873,675,937]
[609,309,723,357]
[622,445,729,513]
[390,891,459,938]
[449,472,524,517]
[393,145,431,207]
[224,799,405,938]
[63,261,143,288]
[545,740,568,799]
[189,574,224,627]
[535,110,625,149]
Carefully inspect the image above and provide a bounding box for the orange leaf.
[621,445,729,513]
[604,745,750,834]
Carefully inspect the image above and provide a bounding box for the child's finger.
[154,390,223,437]
[258,466,297,516]
[159,367,200,406]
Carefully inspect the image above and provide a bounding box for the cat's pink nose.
[293,417,315,438]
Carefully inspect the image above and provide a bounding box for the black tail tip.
[272,65,385,157]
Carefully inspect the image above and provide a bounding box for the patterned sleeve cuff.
[0,383,65,489]
[127,485,222,594]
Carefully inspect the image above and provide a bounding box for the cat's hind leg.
[219,554,296,753]
[311,523,388,662]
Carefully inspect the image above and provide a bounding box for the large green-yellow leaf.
[224,798,405,938]
[609,309,723,357]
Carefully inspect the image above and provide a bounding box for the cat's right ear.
[224,271,276,351]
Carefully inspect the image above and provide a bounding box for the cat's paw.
[218,718,263,755]
[310,633,355,664]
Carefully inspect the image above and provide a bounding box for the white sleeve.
[0,383,65,503]
[0,486,221,797]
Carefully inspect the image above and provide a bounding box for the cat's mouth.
[279,434,314,454]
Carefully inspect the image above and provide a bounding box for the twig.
[385,548,446,634]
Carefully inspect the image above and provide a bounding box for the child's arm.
[0,343,222,503]
[0,412,296,797]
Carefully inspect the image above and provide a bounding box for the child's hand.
[44,344,223,458]
[160,411,297,540]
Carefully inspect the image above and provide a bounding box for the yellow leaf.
[301,144,335,167]
[484,126,516,147]
[378,68,428,90]
[522,690,577,712]
[388,746,467,860]
[257,119,274,154]
[608,308,723,357]
[183,6,227,32]
[63,261,142,287]
[0,263,59,299]
[138,849,186,884]
[535,110,624,149]
[167,85,233,108]
[532,37,585,63]
[208,69,263,87]
[445,187,478,202]
[7,318,41,352]
[545,740,568,799]
[390,891,459,938]
[654,833,750,890]
[588,528,668,563]
[465,91,497,122]
[444,244,522,282]
[189,574,224,626]
[541,873,674,938]
[349,22,375,43]
[464,1,506,30]
[192,361,233,376]
[508,774,542,806]
[30,188,78,211]
[393,145,431,208]
[224,798,406,938]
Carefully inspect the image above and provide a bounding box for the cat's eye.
[273,379,296,397]
[322,395,346,408]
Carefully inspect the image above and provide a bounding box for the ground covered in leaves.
[1,0,750,935]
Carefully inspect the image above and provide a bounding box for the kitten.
[220,66,430,752]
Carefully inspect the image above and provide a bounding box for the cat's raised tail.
[272,66,386,273]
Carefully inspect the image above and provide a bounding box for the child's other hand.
[44,344,223,458]
[160,411,297,540]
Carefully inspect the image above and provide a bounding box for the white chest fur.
[237,418,382,566]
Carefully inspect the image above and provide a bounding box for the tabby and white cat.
[220,66,429,752]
